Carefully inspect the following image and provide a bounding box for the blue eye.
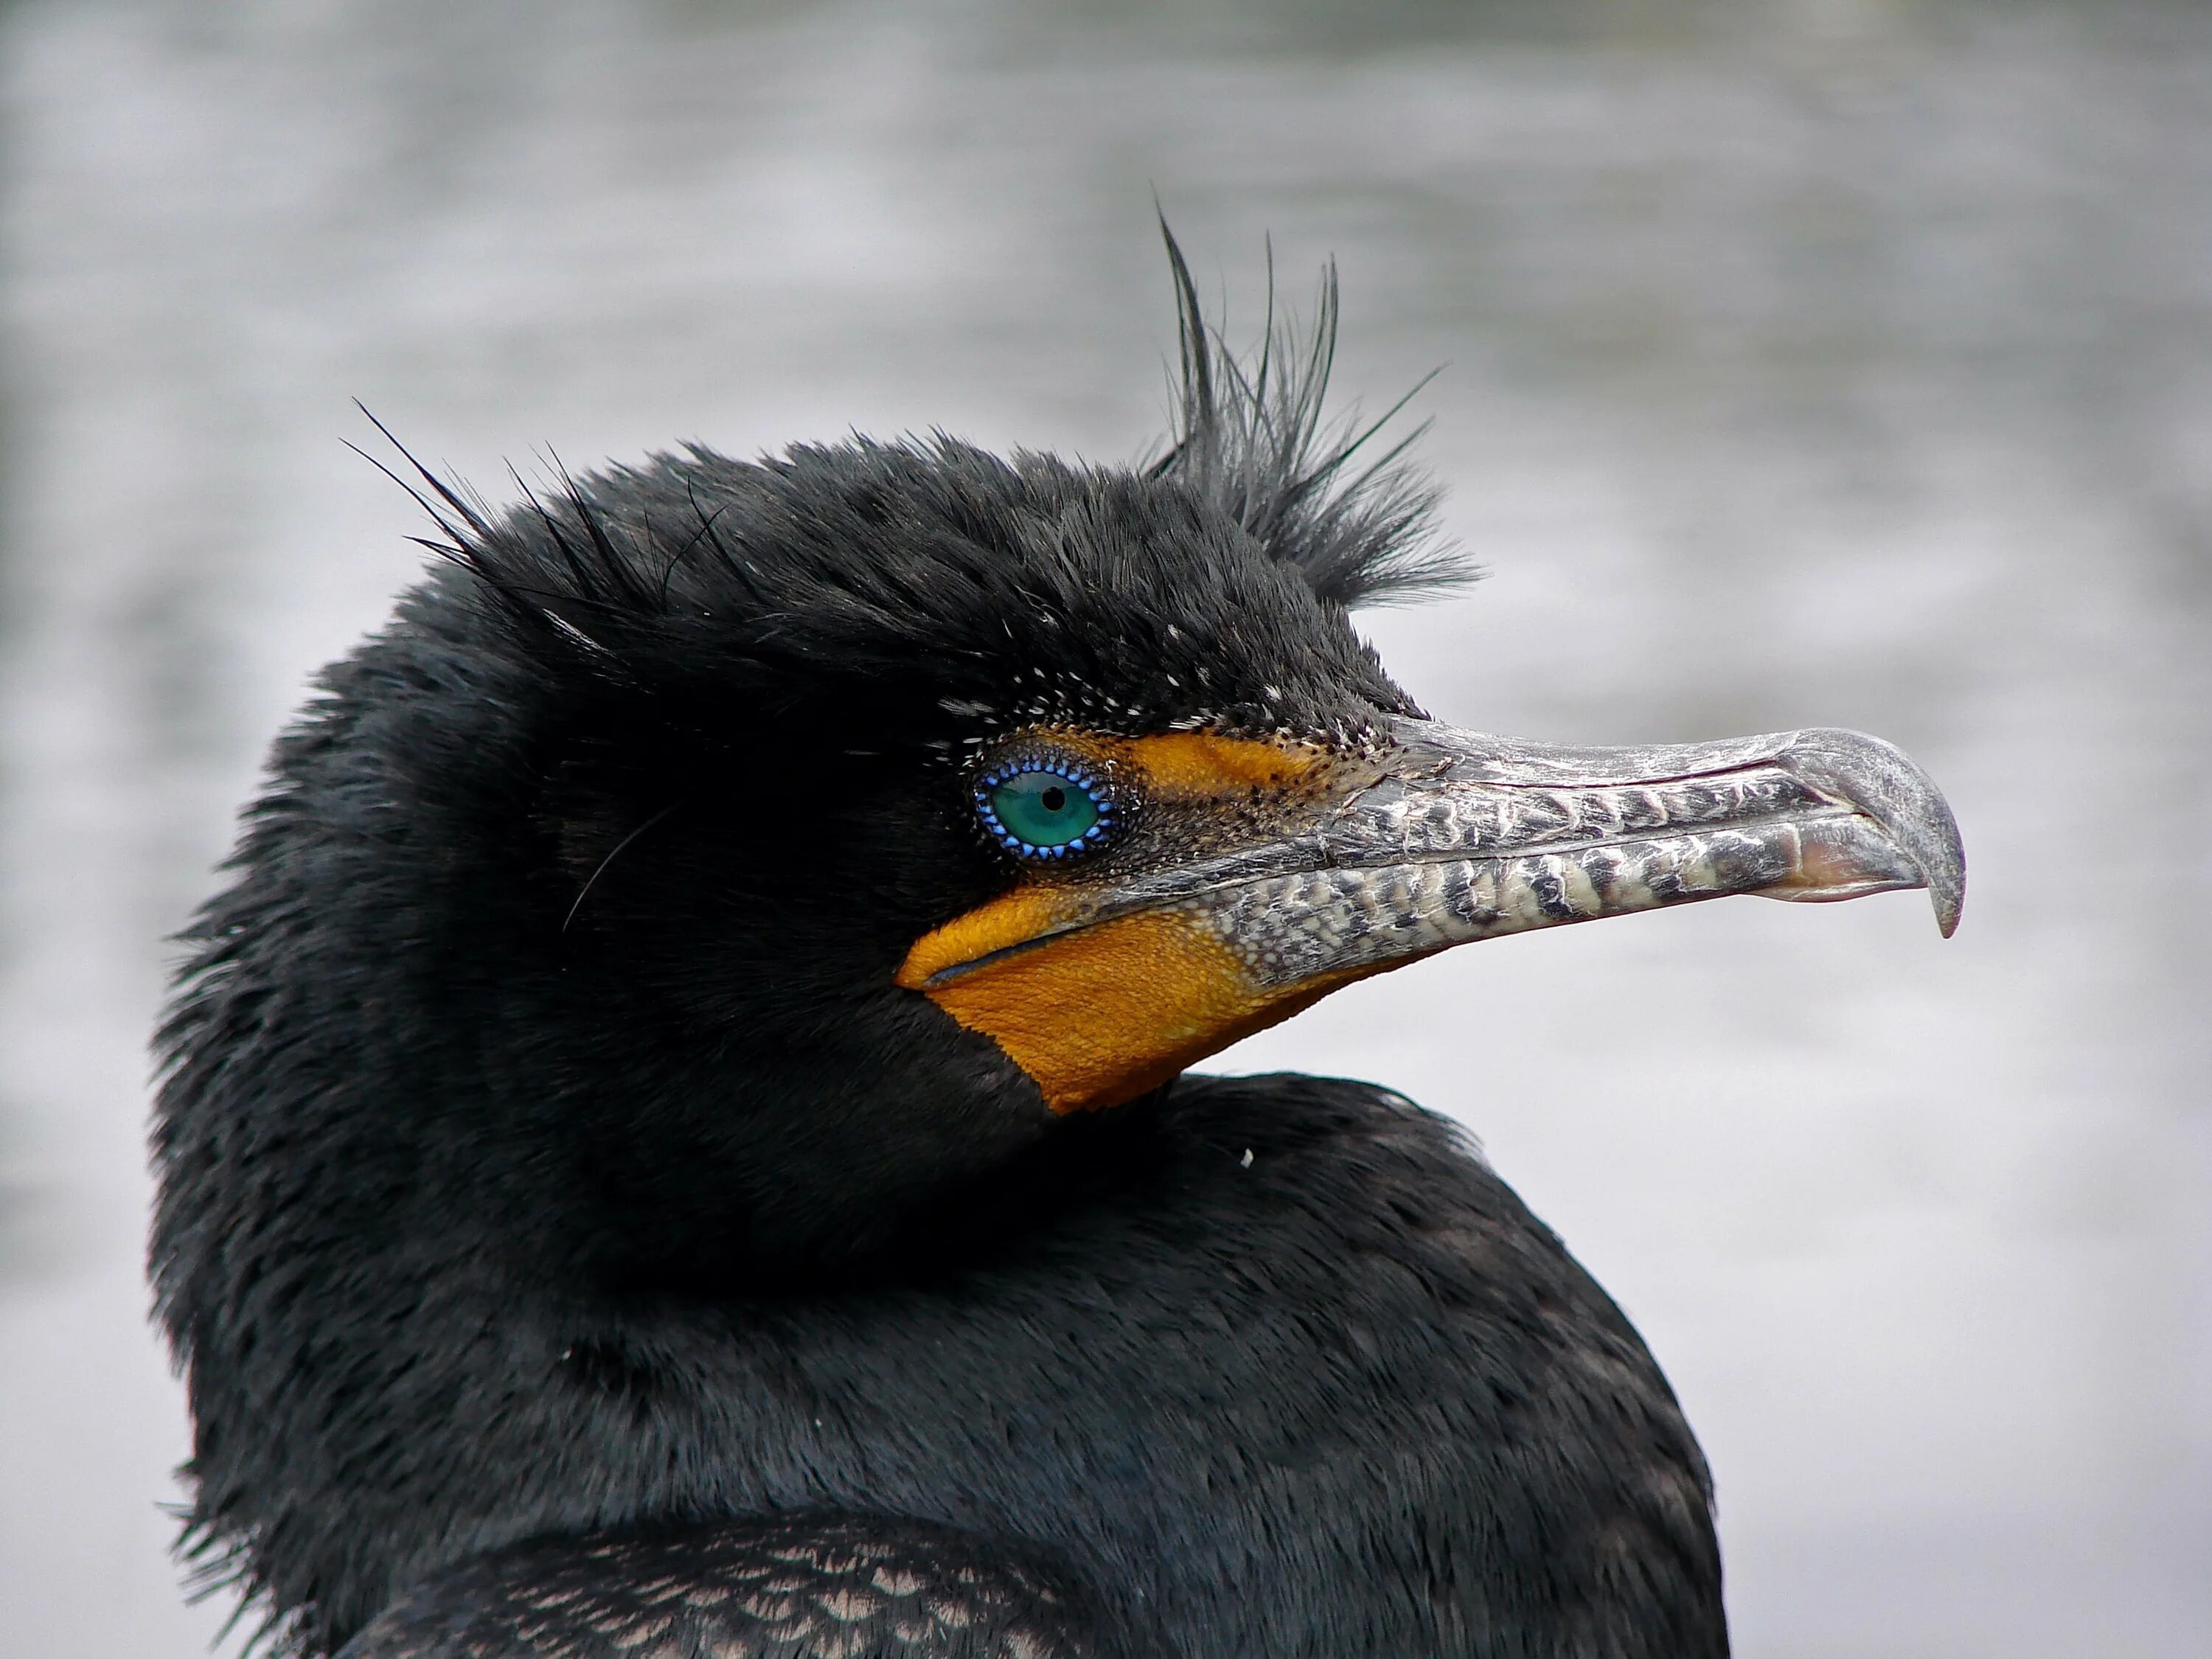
[975,759,1115,860]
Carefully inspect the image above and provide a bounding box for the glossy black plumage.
[153,246,1728,1658]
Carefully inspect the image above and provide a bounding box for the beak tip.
[1787,727,1964,942]
[1921,832,1965,939]
[1925,815,1966,939]
[1924,839,1965,937]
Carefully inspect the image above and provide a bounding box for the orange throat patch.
[899,905,1350,1114]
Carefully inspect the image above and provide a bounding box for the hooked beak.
[901,720,1964,1114]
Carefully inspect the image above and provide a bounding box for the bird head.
[157,242,1961,1298]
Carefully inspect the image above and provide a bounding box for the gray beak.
[1107,720,1964,996]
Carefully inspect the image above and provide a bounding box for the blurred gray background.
[3,0,2208,1654]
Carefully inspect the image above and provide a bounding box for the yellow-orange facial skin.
[896,732,1365,1115]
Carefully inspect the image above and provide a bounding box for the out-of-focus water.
[2,1,2207,1654]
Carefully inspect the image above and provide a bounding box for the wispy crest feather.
[1147,222,1468,608]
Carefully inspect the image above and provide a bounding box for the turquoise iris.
[987,769,1102,851]
[982,765,1106,863]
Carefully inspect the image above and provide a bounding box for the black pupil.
[1040,786,1067,813]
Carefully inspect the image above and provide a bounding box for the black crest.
[1147,222,1466,608]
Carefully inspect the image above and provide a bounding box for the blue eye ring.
[973,752,1121,862]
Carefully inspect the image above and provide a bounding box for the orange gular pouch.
[897,902,1354,1115]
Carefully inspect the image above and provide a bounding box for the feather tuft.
[1146,220,1470,608]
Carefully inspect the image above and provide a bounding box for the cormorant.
[151,237,1963,1659]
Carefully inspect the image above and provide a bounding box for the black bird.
[152,238,1963,1659]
